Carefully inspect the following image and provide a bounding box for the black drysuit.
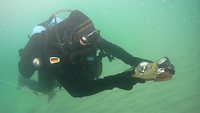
[18,20,152,98]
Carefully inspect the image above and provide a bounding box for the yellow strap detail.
[77,23,93,33]
[73,19,91,31]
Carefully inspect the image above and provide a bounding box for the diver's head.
[80,29,100,45]
[65,10,99,48]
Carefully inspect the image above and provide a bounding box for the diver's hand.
[115,70,146,90]
[104,70,146,90]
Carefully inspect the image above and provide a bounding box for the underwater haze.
[0,0,200,113]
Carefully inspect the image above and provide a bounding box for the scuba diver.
[18,10,175,101]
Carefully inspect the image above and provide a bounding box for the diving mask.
[81,29,100,44]
[131,57,175,81]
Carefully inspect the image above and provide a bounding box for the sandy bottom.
[1,57,200,113]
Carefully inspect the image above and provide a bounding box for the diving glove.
[104,70,146,90]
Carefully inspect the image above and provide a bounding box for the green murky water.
[0,0,199,113]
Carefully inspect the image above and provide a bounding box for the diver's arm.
[100,38,153,67]
[18,57,35,79]
[18,34,44,79]
[57,70,145,97]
